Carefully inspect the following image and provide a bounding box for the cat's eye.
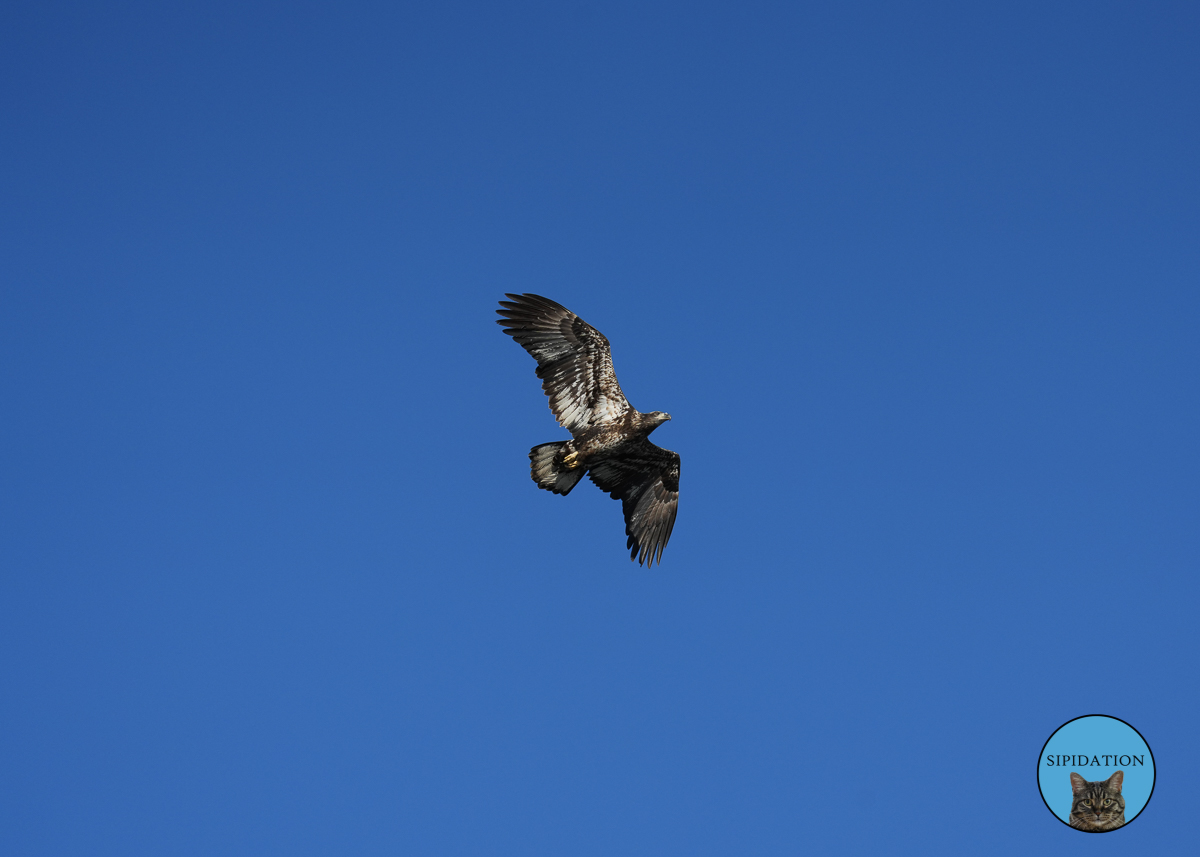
[1104,800,1112,806]
[1081,800,1091,806]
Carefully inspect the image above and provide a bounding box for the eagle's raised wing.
[497,293,630,436]
[588,438,680,567]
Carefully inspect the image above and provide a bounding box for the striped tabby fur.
[1069,770,1125,831]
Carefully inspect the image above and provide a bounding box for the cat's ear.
[1106,770,1123,793]
[1070,772,1087,794]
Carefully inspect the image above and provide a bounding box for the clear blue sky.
[2,1,1197,854]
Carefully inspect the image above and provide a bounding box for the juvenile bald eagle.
[497,293,680,567]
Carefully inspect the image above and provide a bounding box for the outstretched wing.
[588,438,680,567]
[497,293,630,436]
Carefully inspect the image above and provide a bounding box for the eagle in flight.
[497,293,680,566]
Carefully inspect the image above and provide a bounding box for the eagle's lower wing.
[497,293,630,436]
[588,439,680,567]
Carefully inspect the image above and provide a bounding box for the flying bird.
[496,293,680,566]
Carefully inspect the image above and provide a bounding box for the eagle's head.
[646,411,672,430]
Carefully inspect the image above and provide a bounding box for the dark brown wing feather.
[588,438,680,567]
[496,293,630,436]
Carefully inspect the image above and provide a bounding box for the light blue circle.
[1038,715,1155,826]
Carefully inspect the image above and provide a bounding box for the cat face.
[1069,771,1125,831]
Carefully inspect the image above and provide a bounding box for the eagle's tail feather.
[529,442,585,496]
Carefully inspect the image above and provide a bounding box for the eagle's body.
[558,409,668,469]
[496,293,679,566]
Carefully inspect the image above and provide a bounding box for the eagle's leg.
[561,445,582,469]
